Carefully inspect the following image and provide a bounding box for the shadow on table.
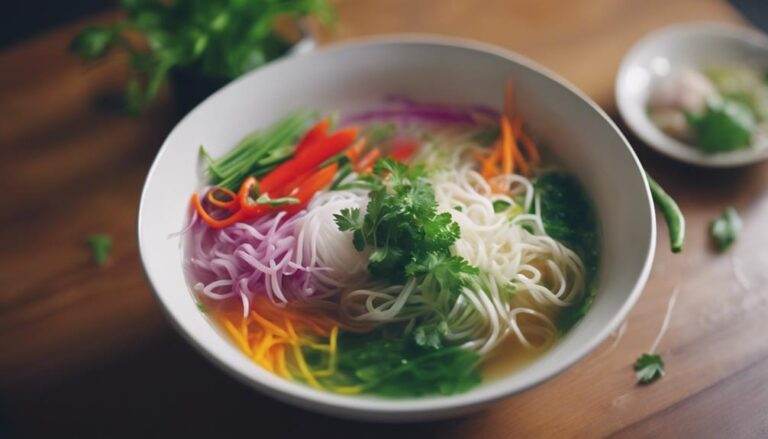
[0,325,516,438]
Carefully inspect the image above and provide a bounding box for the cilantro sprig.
[69,0,334,113]
[334,158,478,290]
[634,353,665,384]
[86,234,113,267]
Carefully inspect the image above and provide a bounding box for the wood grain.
[2,1,768,438]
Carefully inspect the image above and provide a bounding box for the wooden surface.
[2,1,767,437]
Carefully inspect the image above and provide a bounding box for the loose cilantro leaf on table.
[710,206,741,251]
[634,353,665,384]
[86,234,113,267]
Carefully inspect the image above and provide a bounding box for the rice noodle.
[339,141,587,354]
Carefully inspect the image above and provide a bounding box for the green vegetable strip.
[647,175,685,254]
[205,110,316,191]
[535,173,600,332]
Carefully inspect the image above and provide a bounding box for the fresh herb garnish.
[535,173,600,332]
[710,206,741,251]
[326,332,481,396]
[334,158,478,289]
[196,301,208,313]
[69,0,334,113]
[86,234,113,267]
[634,353,665,384]
[686,98,755,153]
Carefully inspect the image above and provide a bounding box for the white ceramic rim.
[138,34,656,420]
[616,21,768,168]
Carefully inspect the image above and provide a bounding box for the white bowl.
[616,22,768,167]
[139,36,655,422]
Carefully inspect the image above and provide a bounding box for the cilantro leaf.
[336,158,480,293]
[710,206,741,251]
[406,253,478,295]
[86,234,113,267]
[334,208,362,232]
[634,353,665,384]
[686,98,755,153]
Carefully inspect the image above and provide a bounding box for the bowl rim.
[138,34,656,420]
[616,21,768,168]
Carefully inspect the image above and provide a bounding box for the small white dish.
[616,22,768,167]
[139,36,655,421]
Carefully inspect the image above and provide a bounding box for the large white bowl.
[138,36,656,422]
[616,22,768,167]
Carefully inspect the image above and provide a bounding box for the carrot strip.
[500,117,514,175]
[274,345,292,379]
[223,318,252,356]
[503,116,529,176]
[345,138,367,163]
[250,311,289,338]
[356,148,381,173]
[191,194,244,229]
[291,343,322,389]
[254,332,274,361]
[518,131,541,167]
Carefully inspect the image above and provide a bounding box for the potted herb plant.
[69,0,333,115]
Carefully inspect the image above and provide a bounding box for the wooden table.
[3,1,767,437]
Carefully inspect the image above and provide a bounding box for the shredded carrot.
[254,332,274,361]
[250,310,289,338]
[223,318,253,356]
[274,345,292,379]
[345,138,367,163]
[291,343,323,389]
[356,148,381,172]
[500,117,514,175]
[518,131,541,167]
[503,115,529,176]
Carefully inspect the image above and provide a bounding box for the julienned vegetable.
[184,85,603,397]
[69,0,333,113]
[647,175,685,253]
[710,206,741,251]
